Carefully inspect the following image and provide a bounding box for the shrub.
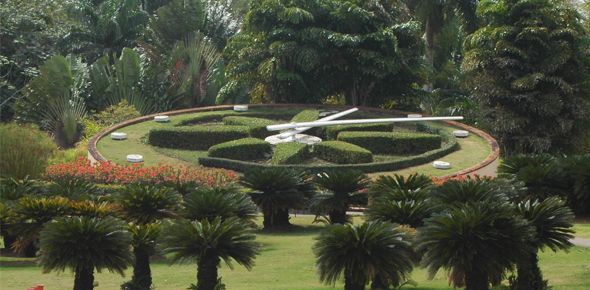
[92,100,141,127]
[325,123,393,140]
[291,110,320,122]
[0,123,57,179]
[199,130,459,173]
[314,141,373,164]
[271,143,309,165]
[222,116,276,138]
[290,110,322,137]
[208,138,272,161]
[148,125,250,150]
[337,131,441,154]
[45,157,238,188]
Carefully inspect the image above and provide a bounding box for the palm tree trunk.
[74,265,94,290]
[370,273,388,290]
[329,209,347,224]
[515,250,544,290]
[464,268,488,290]
[424,17,435,92]
[262,207,291,230]
[131,246,152,289]
[197,253,220,290]
[344,272,366,290]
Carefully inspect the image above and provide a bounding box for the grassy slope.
[98,110,492,177]
[1,216,589,290]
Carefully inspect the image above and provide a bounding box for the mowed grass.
[574,217,590,239]
[1,216,589,290]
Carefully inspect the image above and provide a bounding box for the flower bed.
[45,157,237,187]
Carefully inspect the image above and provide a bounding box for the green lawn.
[1,216,589,290]
[97,108,492,177]
[574,218,590,239]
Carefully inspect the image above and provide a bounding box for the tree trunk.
[424,17,435,92]
[344,272,366,290]
[262,207,291,230]
[370,273,388,290]
[131,246,152,290]
[329,209,347,224]
[197,254,220,290]
[74,266,95,290]
[515,251,544,290]
[464,268,488,290]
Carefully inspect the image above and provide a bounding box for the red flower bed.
[431,174,493,186]
[45,157,238,187]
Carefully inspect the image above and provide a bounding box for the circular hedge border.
[88,104,499,178]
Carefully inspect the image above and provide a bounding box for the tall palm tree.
[403,0,478,90]
[38,216,133,290]
[240,168,314,229]
[514,197,574,290]
[416,202,531,290]
[314,221,414,290]
[116,185,182,290]
[183,185,257,223]
[311,170,369,224]
[160,217,260,290]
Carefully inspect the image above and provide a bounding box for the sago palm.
[38,216,133,290]
[416,202,531,290]
[513,197,574,290]
[365,198,433,228]
[431,176,503,206]
[183,185,257,223]
[10,196,70,255]
[115,184,182,290]
[314,221,414,290]
[240,168,314,229]
[160,217,259,290]
[368,174,434,228]
[370,173,433,197]
[311,170,369,224]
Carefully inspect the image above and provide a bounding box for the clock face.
[94,105,494,176]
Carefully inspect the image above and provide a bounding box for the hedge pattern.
[314,141,373,164]
[208,138,272,161]
[198,130,459,173]
[148,125,250,150]
[222,116,277,138]
[337,131,441,154]
[325,123,394,140]
[271,143,309,165]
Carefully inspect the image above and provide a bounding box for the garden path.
[571,238,590,248]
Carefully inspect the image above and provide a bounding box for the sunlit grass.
[1,216,589,290]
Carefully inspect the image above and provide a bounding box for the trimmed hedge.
[208,138,272,161]
[325,123,394,140]
[222,116,276,138]
[314,141,373,164]
[337,131,441,154]
[148,125,250,150]
[271,143,309,165]
[198,130,460,173]
[291,109,320,122]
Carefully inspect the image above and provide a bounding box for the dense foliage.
[220,0,425,105]
[462,0,590,154]
[0,123,57,179]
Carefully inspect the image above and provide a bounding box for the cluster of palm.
[1,179,261,290]
[318,173,574,290]
[2,166,577,290]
